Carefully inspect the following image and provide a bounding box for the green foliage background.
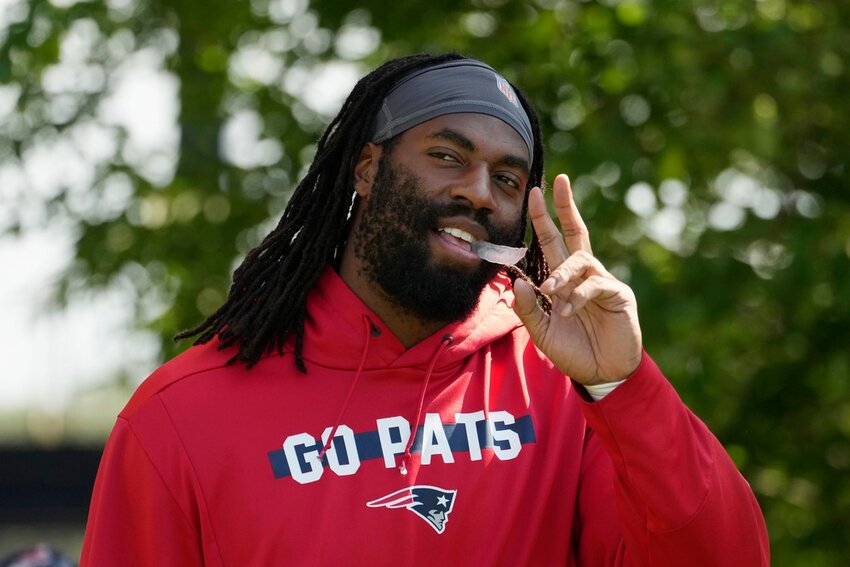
[2,0,848,563]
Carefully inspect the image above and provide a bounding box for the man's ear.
[354,142,382,198]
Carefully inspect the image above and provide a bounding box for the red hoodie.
[81,267,769,566]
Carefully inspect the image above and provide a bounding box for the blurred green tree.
[1,0,848,564]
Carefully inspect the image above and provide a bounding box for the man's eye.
[431,152,458,162]
[495,174,520,189]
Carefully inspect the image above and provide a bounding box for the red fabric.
[81,267,768,566]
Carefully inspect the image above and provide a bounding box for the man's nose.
[449,163,496,213]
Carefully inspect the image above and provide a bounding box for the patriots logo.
[495,74,520,108]
[366,485,457,534]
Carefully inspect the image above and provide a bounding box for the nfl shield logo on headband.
[495,75,519,108]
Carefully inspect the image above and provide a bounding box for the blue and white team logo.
[367,485,457,534]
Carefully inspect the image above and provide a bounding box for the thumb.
[512,278,549,340]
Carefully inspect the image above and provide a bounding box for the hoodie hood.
[299,266,523,372]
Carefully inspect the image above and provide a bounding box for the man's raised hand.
[512,174,643,385]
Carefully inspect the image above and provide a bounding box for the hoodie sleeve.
[80,414,209,567]
[572,354,770,566]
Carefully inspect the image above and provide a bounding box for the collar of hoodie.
[298,266,521,373]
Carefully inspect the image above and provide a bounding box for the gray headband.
[370,59,534,163]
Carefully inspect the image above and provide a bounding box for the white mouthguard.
[471,241,527,265]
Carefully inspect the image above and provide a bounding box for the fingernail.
[561,303,573,317]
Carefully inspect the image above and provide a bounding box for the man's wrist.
[583,378,627,401]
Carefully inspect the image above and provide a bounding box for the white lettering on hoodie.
[279,411,526,485]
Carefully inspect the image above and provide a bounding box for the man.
[81,53,769,565]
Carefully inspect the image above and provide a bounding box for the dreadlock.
[175,53,550,371]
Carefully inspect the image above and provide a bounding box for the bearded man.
[81,53,769,566]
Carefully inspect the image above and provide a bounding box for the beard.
[351,153,524,324]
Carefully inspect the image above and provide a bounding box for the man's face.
[350,113,530,324]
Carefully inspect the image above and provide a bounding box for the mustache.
[418,202,523,247]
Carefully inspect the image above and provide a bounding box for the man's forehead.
[417,115,531,169]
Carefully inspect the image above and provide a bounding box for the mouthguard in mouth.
[471,241,527,266]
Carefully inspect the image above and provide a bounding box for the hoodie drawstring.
[398,334,454,475]
[318,315,374,462]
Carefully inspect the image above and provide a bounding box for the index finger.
[553,174,592,255]
[528,185,569,267]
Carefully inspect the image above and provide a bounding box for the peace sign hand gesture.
[513,174,643,386]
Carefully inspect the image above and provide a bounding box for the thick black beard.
[352,153,523,324]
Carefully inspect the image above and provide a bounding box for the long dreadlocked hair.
[175,52,550,371]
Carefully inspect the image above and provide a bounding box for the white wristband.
[584,379,627,401]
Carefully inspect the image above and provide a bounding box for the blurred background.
[0,0,848,564]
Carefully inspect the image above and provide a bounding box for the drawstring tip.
[317,441,333,463]
[399,462,408,475]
